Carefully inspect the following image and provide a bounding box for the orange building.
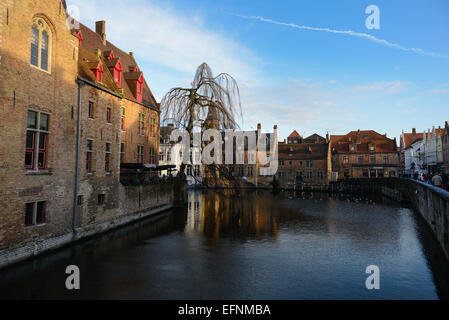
[331,130,399,179]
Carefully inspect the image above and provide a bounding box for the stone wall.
[405,180,449,259]
[0,181,175,269]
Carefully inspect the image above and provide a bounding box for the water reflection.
[186,190,278,240]
[0,190,448,300]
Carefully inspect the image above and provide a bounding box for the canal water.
[1,190,449,300]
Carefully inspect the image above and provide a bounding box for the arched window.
[30,18,52,72]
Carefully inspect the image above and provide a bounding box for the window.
[238,166,244,177]
[30,18,51,72]
[105,143,111,173]
[25,201,46,226]
[159,151,164,161]
[25,110,49,171]
[138,113,144,135]
[92,63,103,82]
[317,171,324,180]
[186,165,192,176]
[88,101,94,119]
[120,143,125,164]
[247,166,253,177]
[150,117,156,137]
[194,165,201,176]
[343,156,349,164]
[77,195,84,206]
[383,156,389,164]
[306,160,313,168]
[98,194,105,205]
[149,147,155,164]
[370,145,375,151]
[278,171,284,178]
[363,169,369,177]
[121,107,125,130]
[279,160,284,166]
[306,171,313,179]
[106,107,111,123]
[136,75,144,102]
[137,146,144,164]
[86,139,93,173]
[370,155,376,164]
[358,156,364,164]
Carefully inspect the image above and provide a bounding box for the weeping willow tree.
[160,62,243,184]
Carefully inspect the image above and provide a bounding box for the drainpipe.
[72,79,83,236]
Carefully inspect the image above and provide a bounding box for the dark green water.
[1,190,448,299]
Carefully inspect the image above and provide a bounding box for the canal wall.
[405,180,449,260]
[0,181,179,269]
[330,178,449,259]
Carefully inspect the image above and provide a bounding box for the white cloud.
[238,15,449,60]
[68,0,261,86]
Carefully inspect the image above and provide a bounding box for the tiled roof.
[288,130,302,139]
[78,47,121,95]
[402,132,424,148]
[77,23,158,110]
[331,130,397,154]
[278,143,329,160]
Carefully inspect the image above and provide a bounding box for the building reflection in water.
[185,190,279,240]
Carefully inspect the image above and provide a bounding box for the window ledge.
[26,170,52,176]
[87,172,95,177]
[25,223,46,228]
[30,64,51,75]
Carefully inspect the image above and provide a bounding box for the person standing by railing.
[432,173,443,189]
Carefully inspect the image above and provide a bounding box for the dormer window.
[73,30,83,46]
[369,144,376,151]
[91,62,103,83]
[105,51,115,60]
[136,74,144,103]
[107,58,123,88]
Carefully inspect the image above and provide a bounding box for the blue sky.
[67,0,449,141]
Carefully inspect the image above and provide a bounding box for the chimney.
[94,48,102,57]
[257,123,262,130]
[129,52,134,58]
[95,21,106,45]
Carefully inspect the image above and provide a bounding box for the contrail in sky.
[237,15,449,60]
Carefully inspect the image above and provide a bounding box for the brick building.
[276,132,331,188]
[331,130,399,179]
[0,1,161,250]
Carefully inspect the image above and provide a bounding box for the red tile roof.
[331,130,397,154]
[402,132,424,148]
[288,130,302,139]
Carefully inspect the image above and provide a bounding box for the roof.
[77,22,159,110]
[278,143,329,160]
[330,130,397,154]
[288,130,302,139]
[78,47,121,95]
[402,132,424,148]
[304,133,326,143]
[287,130,302,138]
